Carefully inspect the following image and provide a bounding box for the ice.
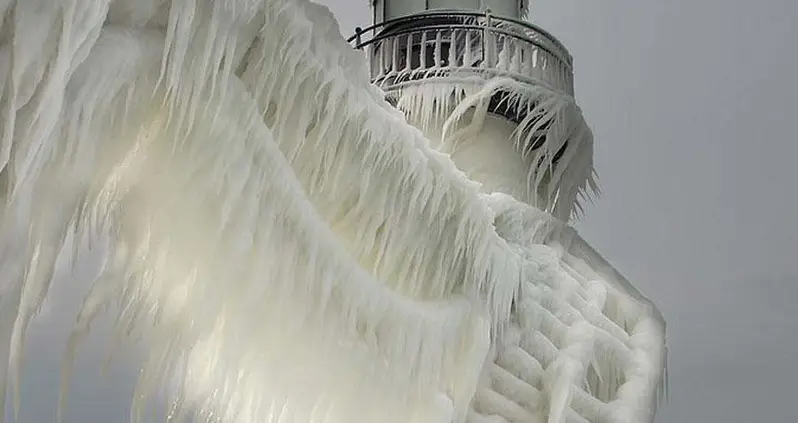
[0,1,665,423]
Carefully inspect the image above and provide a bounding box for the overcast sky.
[10,1,798,422]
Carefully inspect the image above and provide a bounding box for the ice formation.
[390,78,595,220]
[0,1,666,423]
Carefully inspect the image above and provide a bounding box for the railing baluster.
[434,31,443,68]
[521,44,532,75]
[448,30,458,68]
[464,30,473,67]
[378,40,386,78]
[483,12,493,68]
[420,30,428,69]
[391,37,399,74]
[511,39,521,74]
[405,33,413,71]
[366,43,373,78]
[499,35,511,70]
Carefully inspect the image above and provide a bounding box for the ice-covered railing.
[474,194,667,423]
[348,10,575,96]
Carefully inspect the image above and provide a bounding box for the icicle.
[392,76,595,220]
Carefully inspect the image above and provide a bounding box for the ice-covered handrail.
[349,10,574,96]
[482,193,667,423]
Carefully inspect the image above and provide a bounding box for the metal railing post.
[354,27,363,47]
[483,9,493,68]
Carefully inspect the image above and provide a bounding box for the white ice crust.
[0,1,666,423]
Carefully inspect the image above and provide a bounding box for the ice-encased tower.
[351,0,592,221]
[350,2,666,423]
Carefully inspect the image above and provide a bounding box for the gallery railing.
[348,10,574,96]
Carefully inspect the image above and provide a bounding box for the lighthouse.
[348,3,666,423]
[350,0,594,221]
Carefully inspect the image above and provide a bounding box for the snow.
[0,1,665,423]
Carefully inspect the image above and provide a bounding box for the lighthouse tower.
[349,8,665,423]
[351,0,594,221]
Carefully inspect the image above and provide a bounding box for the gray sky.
[10,0,798,422]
